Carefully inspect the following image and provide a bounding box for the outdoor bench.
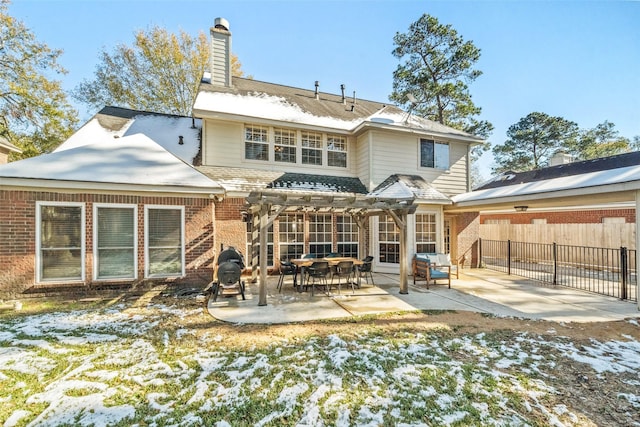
[412,254,451,289]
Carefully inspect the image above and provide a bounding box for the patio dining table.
[290,257,364,293]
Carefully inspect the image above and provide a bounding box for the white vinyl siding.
[369,129,469,196]
[36,202,85,282]
[94,204,137,280]
[145,206,185,278]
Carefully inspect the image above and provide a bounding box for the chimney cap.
[214,17,230,31]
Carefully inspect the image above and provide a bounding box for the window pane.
[147,208,183,276]
[327,135,347,167]
[279,214,304,260]
[416,213,437,256]
[337,215,358,258]
[97,207,135,279]
[40,205,82,280]
[420,139,434,168]
[245,125,269,161]
[302,131,322,165]
[378,215,399,264]
[435,142,449,169]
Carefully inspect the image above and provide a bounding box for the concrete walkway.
[207,269,640,324]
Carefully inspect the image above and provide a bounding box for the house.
[0,18,484,299]
[0,135,21,164]
[475,151,639,226]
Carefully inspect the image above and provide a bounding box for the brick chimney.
[210,18,232,87]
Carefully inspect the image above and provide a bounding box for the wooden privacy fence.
[480,223,636,249]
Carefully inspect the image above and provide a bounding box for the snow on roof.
[56,111,201,164]
[193,91,362,131]
[363,109,480,141]
[0,134,220,190]
[453,164,640,203]
[369,174,451,203]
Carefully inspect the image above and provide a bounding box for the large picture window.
[145,206,184,277]
[245,125,269,161]
[279,214,304,260]
[420,138,449,170]
[37,202,84,282]
[309,214,332,257]
[327,135,347,167]
[94,205,136,280]
[337,215,359,258]
[378,215,399,264]
[415,213,437,254]
[274,128,296,163]
[301,131,322,165]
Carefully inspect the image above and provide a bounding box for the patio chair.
[422,253,459,279]
[330,260,355,294]
[306,261,330,296]
[412,254,450,289]
[277,260,298,293]
[356,255,374,286]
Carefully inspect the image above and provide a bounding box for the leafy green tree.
[74,26,247,116]
[0,0,78,159]
[391,14,493,137]
[566,121,630,160]
[390,14,493,185]
[493,112,579,173]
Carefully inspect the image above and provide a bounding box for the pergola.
[245,189,417,306]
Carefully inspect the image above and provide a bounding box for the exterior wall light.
[514,206,528,212]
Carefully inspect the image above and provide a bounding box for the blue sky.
[9,0,640,179]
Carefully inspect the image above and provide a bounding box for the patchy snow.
[1,306,638,426]
[56,114,202,165]
[193,91,362,131]
[0,134,221,190]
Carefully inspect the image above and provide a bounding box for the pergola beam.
[247,190,418,306]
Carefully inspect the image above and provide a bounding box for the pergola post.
[250,208,260,284]
[387,209,409,294]
[258,204,269,306]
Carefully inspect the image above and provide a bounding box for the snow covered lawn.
[1,298,639,426]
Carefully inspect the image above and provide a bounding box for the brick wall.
[454,211,480,268]
[481,208,636,224]
[0,190,215,298]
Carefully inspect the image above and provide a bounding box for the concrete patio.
[207,268,640,324]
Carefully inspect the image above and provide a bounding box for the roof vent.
[314,81,319,100]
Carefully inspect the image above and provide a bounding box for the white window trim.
[418,138,450,171]
[144,205,185,278]
[93,203,138,281]
[35,201,86,283]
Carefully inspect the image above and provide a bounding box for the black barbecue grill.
[209,247,246,302]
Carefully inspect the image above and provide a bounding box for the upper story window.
[245,125,269,161]
[327,135,347,167]
[301,131,323,165]
[274,128,296,163]
[420,138,449,170]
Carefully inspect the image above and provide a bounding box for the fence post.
[507,239,511,276]
[620,247,628,300]
[553,242,558,285]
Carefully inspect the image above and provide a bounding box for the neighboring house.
[0,136,21,164]
[475,151,640,225]
[0,18,483,298]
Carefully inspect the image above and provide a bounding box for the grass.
[0,297,638,426]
